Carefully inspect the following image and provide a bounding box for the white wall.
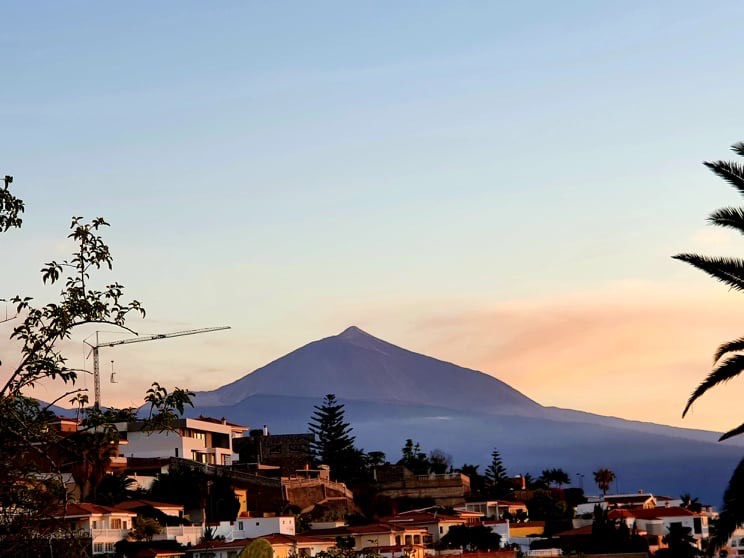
[217,516,296,540]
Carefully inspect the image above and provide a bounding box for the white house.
[187,533,336,558]
[610,506,709,547]
[116,416,247,465]
[62,503,137,556]
[458,500,528,520]
[213,516,296,540]
[383,511,468,545]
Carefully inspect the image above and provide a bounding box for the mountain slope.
[195,326,542,415]
[190,326,744,504]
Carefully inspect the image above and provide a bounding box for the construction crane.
[84,326,230,410]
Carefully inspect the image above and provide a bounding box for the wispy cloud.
[398,281,744,432]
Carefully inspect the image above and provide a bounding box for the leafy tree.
[366,451,387,467]
[429,449,452,474]
[673,142,744,549]
[239,538,275,558]
[525,489,572,536]
[656,524,701,558]
[458,464,486,499]
[439,524,502,551]
[0,174,23,232]
[398,439,431,475]
[485,449,513,500]
[593,468,616,496]
[0,177,194,554]
[130,516,163,542]
[586,505,649,555]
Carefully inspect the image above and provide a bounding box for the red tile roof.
[383,512,463,523]
[63,502,136,517]
[115,499,184,512]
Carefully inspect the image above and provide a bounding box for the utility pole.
[84,326,230,409]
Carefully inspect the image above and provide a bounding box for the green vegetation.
[593,467,616,496]
[308,394,365,483]
[239,538,274,558]
[0,178,193,555]
[439,524,502,551]
[674,142,744,549]
[485,449,513,500]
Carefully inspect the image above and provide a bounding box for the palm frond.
[731,142,744,158]
[709,207,744,235]
[720,421,744,441]
[683,354,744,417]
[714,336,744,364]
[704,160,744,197]
[673,254,744,292]
[710,457,744,551]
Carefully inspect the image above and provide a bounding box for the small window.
[238,522,243,529]
[256,521,260,526]
[175,448,179,457]
[439,527,443,534]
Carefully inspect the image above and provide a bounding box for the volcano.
[190,326,744,504]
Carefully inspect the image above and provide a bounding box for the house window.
[405,535,412,545]
[694,517,702,534]
[439,527,443,534]
[238,522,243,530]
[93,543,104,554]
[396,536,401,545]
[414,535,421,544]
[111,518,122,529]
[175,448,179,457]
[92,520,98,530]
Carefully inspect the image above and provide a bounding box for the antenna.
[0,300,17,324]
[84,326,230,410]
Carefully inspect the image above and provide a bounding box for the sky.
[3,1,744,432]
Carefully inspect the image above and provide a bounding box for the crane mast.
[84,326,230,409]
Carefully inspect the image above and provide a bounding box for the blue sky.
[4,1,744,430]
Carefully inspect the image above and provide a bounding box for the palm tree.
[674,141,744,549]
[593,468,615,496]
[539,468,571,488]
[680,493,702,514]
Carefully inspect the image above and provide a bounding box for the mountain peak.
[337,325,372,339]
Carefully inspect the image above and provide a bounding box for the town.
[14,394,733,558]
